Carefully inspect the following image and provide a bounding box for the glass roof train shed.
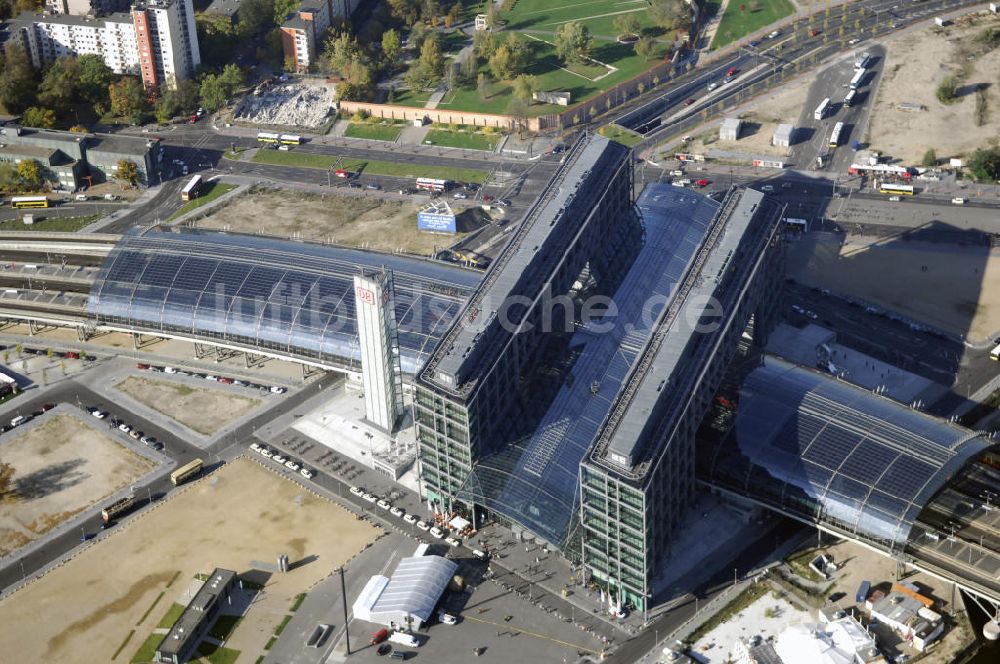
[87,228,480,373]
[699,356,993,553]
[457,185,722,548]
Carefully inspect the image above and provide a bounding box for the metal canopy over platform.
[700,357,993,551]
[457,185,721,548]
[86,228,479,373]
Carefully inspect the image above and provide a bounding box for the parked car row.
[251,442,314,479]
[3,403,55,432]
[20,347,90,360]
[135,363,286,393]
[347,486,462,545]
[91,407,164,450]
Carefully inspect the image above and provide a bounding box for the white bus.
[256,132,281,143]
[278,134,302,145]
[849,69,866,90]
[181,174,202,202]
[991,344,1000,361]
[843,90,857,108]
[783,217,808,230]
[814,98,831,121]
[829,122,844,148]
[10,196,48,209]
[415,177,449,192]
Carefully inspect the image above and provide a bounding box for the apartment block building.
[12,0,200,90]
[279,0,362,72]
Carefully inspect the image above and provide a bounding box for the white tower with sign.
[353,270,404,432]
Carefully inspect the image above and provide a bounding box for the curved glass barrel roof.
[86,229,480,373]
[457,185,721,548]
[699,357,992,552]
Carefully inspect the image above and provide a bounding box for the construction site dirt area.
[115,376,262,436]
[787,235,1000,343]
[0,459,381,664]
[870,12,1000,164]
[0,412,155,557]
[188,188,472,255]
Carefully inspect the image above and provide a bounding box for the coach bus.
[257,131,281,144]
[10,196,49,209]
[829,122,844,148]
[878,182,914,196]
[843,90,857,108]
[814,98,831,121]
[170,458,203,486]
[849,69,866,90]
[783,217,808,231]
[415,177,449,193]
[279,134,302,145]
[181,174,202,202]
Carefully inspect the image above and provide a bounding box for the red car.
[809,29,821,37]
[727,67,738,77]
[684,98,695,106]
[136,363,150,370]
[334,169,349,178]
[371,629,389,645]
[695,179,710,188]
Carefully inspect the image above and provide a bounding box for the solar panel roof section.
[599,187,774,468]
[459,185,720,547]
[422,135,628,394]
[729,357,992,548]
[87,228,479,373]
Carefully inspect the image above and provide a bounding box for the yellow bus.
[11,196,48,208]
[170,458,203,485]
[878,183,914,196]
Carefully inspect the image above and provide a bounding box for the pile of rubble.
[235,83,334,128]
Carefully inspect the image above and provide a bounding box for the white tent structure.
[352,555,458,628]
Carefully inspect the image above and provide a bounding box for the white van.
[761,185,774,192]
[10,415,27,427]
[75,194,88,201]
[388,632,421,648]
[104,193,118,201]
[951,197,966,205]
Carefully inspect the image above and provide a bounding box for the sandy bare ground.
[115,376,262,436]
[0,459,380,664]
[870,12,1000,164]
[187,189,474,256]
[787,236,1000,343]
[0,412,155,557]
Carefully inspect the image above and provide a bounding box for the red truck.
[371,628,389,645]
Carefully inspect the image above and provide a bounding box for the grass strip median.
[252,148,490,184]
[169,182,236,220]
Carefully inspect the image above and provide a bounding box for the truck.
[854,52,871,70]
[388,631,421,647]
[101,494,137,523]
[856,580,871,603]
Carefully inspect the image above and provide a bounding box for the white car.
[416,520,430,531]
[204,374,218,382]
[285,460,300,471]
[163,366,177,374]
[270,386,287,394]
[389,506,405,518]
[260,448,273,458]
[402,514,418,524]
[707,82,718,91]
[768,30,780,39]
[250,442,261,452]
[848,38,860,45]
[91,409,107,419]
[376,499,391,510]
[349,486,364,496]
[429,526,446,539]
[438,612,458,625]
[272,454,287,464]
[362,493,378,503]
[453,192,468,199]
[300,468,314,479]
[670,170,684,177]
[118,423,131,433]
[444,536,461,547]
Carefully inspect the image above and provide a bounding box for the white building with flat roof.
[721,117,743,141]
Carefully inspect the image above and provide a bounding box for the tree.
[473,29,497,60]
[936,75,958,104]
[108,77,147,124]
[77,54,115,105]
[650,0,691,33]
[16,159,42,190]
[324,31,366,77]
[635,37,659,60]
[199,74,228,112]
[968,146,1000,181]
[614,14,640,39]
[39,56,81,114]
[0,461,16,503]
[68,124,88,133]
[489,33,528,79]
[239,0,277,37]
[512,74,537,102]
[155,90,179,123]
[460,53,478,85]
[175,79,201,113]
[921,148,937,167]
[0,164,18,193]
[340,60,375,100]
[196,12,239,67]
[507,97,528,137]
[477,72,489,101]
[387,0,420,25]
[116,159,139,187]
[219,63,246,96]
[272,0,297,28]
[555,22,592,64]
[23,106,56,129]
[0,43,38,113]
[418,35,444,79]
[382,28,401,64]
